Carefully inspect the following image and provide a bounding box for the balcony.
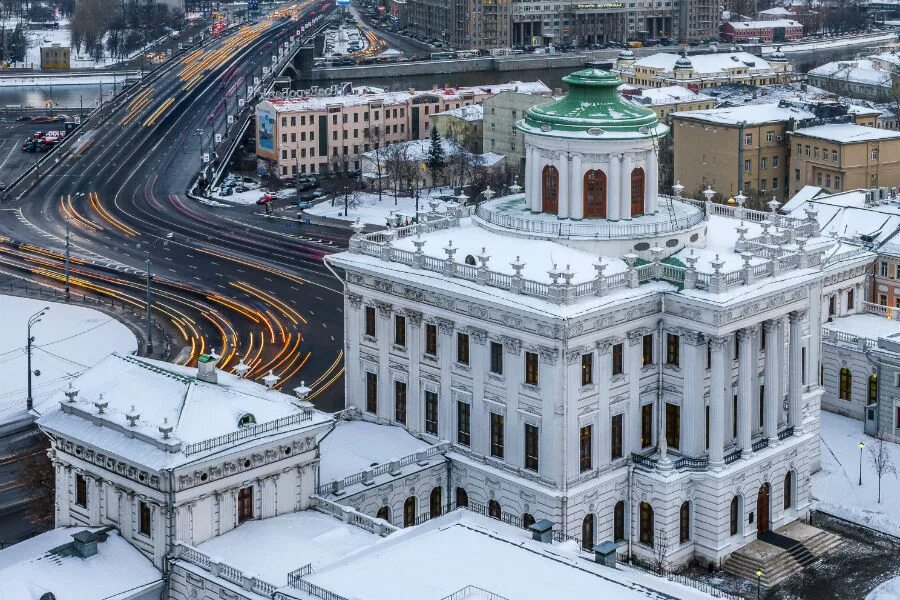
[632,428,795,473]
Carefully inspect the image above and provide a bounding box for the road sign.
[239,99,245,107]
[263,66,269,75]
[203,153,210,163]
[214,133,222,143]
[253,77,260,86]
[227,115,234,124]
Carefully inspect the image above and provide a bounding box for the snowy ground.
[812,412,900,537]
[305,188,456,225]
[762,31,898,54]
[868,577,900,600]
[0,295,136,424]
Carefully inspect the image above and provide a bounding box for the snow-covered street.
[813,412,900,537]
[0,295,136,424]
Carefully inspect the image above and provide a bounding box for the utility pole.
[27,307,49,411]
[79,94,83,123]
[64,217,70,301]
[146,255,153,355]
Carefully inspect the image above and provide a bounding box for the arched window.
[464,255,476,266]
[541,165,559,214]
[639,502,654,546]
[376,506,390,523]
[488,499,502,520]
[730,496,740,536]
[237,413,256,427]
[583,169,607,218]
[522,513,535,529]
[403,496,416,527]
[839,368,852,400]
[613,500,625,542]
[784,471,793,510]
[679,501,690,543]
[868,374,878,405]
[582,514,595,550]
[455,487,469,509]
[430,487,443,519]
[630,167,645,217]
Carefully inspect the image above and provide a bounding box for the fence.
[312,495,398,535]
[182,409,314,456]
[441,586,510,600]
[174,542,280,597]
[618,553,743,600]
[315,442,448,496]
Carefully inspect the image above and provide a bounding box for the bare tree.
[868,432,897,504]
[650,529,670,575]
[364,125,388,203]
[383,143,414,204]
[333,169,361,217]
[14,440,55,529]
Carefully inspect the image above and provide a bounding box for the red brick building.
[720,19,803,42]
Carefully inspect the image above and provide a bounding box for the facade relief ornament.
[501,313,522,328]
[538,346,559,365]
[437,318,455,336]
[403,287,425,302]
[469,328,488,345]
[502,336,522,355]
[374,279,393,293]
[468,305,488,319]
[405,310,423,326]
[347,293,363,309]
[566,350,582,365]
[596,340,614,355]
[375,301,393,317]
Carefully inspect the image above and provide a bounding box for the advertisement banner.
[257,108,275,153]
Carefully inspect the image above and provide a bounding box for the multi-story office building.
[482,87,555,173]
[327,69,850,568]
[256,82,549,178]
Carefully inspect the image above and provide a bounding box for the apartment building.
[256,82,548,177]
[481,87,554,174]
[621,85,715,121]
[719,19,803,43]
[787,124,900,197]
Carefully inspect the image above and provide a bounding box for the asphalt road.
[0,121,70,189]
[0,3,350,412]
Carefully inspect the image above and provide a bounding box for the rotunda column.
[530,147,542,213]
[525,145,535,208]
[608,154,620,221]
[570,153,583,220]
[621,153,632,220]
[558,153,570,219]
[647,151,659,215]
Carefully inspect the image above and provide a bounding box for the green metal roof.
[519,69,666,139]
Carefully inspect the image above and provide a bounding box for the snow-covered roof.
[36,353,331,469]
[672,102,814,125]
[631,51,779,76]
[319,420,433,483]
[808,59,892,87]
[628,85,713,106]
[759,6,794,15]
[0,527,163,600]
[868,51,900,67]
[362,138,502,167]
[195,511,381,587]
[261,81,551,112]
[303,511,718,600]
[434,104,484,122]
[726,18,802,28]
[791,123,900,143]
[825,313,900,341]
[783,188,900,246]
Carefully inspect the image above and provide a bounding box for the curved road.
[0,4,349,411]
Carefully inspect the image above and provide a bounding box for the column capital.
[763,318,783,334]
[405,310,423,327]
[789,309,809,323]
[681,331,706,346]
[375,301,393,318]
[708,335,729,351]
[737,325,759,342]
[347,293,363,309]
[596,339,614,354]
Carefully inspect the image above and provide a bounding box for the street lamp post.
[143,234,172,356]
[79,94,83,123]
[859,441,865,486]
[64,217,71,301]
[755,569,763,600]
[27,307,49,411]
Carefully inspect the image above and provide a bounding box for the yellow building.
[432,105,483,153]
[622,85,715,121]
[40,45,70,70]
[787,124,900,196]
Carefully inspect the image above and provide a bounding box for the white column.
[738,326,755,457]
[647,152,659,215]
[438,319,454,440]
[709,336,727,468]
[596,341,614,462]
[346,294,363,414]
[571,153,583,220]
[531,148,542,212]
[408,312,422,429]
[621,153,633,220]
[525,146,535,208]
[764,318,781,444]
[471,332,488,455]
[558,154,570,219]
[376,303,392,421]
[681,333,706,457]
[788,310,807,432]
[608,154,620,221]
[777,315,787,426]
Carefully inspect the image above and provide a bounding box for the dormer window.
[237,413,256,428]
[464,255,476,266]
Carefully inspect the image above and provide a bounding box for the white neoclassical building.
[327,69,867,568]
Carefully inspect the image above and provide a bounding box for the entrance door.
[757,483,770,535]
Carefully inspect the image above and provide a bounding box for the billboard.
[257,107,275,154]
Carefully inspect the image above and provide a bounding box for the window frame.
[366,371,378,414]
[457,332,470,365]
[457,400,471,446]
[489,341,503,375]
[394,314,406,347]
[139,500,152,537]
[581,352,593,386]
[524,351,539,386]
[490,412,505,459]
[75,473,87,508]
[524,423,539,472]
[425,390,439,435]
[394,380,407,424]
[579,425,592,472]
[364,306,376,338]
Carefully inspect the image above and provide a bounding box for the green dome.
[518,69,667,139]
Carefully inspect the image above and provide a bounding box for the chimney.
[196,353,218,384]
[71,530,104,558]
[593,541,619,568]
[528,519,553,543]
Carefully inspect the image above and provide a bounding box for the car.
[297,200,314,209]
[16,115,32,122]
[312,189,326,198]
[220,188,233,196]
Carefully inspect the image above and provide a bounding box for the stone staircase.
[723,528,842,588]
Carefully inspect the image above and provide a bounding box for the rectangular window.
[611,413,623,460]
[760,385,765,428]
[612,343,624,376]
[641,403,653,448]
[490,341,503,375]
[744,159,752,172]
[796,143,801,156]
[394,314,406,347]
[580,425,592,472]
[75,473,87,508]
[364,306,376,338]
[773,156,780,168]
[761,157,768,170]
[457,332,470,365]
[666,334,680,366]
[524,424,539,472]
[814,147,820,159]
[881,261,889,277]
[637,334,651,366]
[581,353,593,386]
[366,372,377,414]
[394,381,407,424]
[872,148,879,161]
[832,150,838,162]
[490,412,504,458]
[805,144,810,157]
[457,401,471,446]
[848,289,855,310]
[744,133,752,146]
[525,351,539,385]
[425,324,437,355]
[666,403,681,450]
[795,168,800,182]
[425,391,439,435]
[238,486,253,523]
[139,501,151,537]
[766,130,774,142]
[760,179,767,192]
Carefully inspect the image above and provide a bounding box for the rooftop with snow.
[672,101,815,125]
[790,123,900,143]
[624,51,784,76]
